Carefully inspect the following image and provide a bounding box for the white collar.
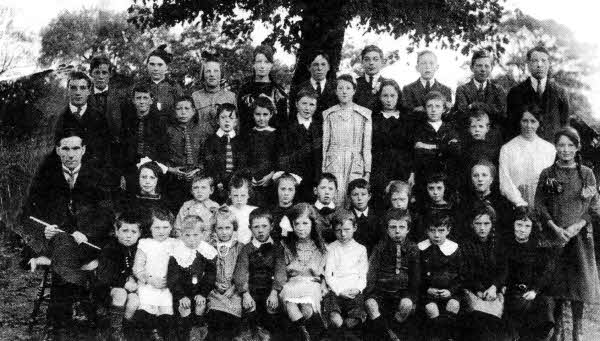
[315,201,335,210]
[473,79,487,90]
[420,78,436,88]
[69,103,87,116]
[365,73,381,84]
[62,164,81,175]
[94,86,108,94]
[251,237,274,249]
[382,110,400,119]
[297,116,312,129]
[530,77,547,91]
[216,239,234,249]
[172,240,217,267]
[310,78,327,93]
[354,207,369,217]
[253,126,276,132]
[216,128,236,138]
[417,239,458,256]
[428,120,443,132]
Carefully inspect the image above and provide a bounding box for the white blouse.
[499,135,556,207]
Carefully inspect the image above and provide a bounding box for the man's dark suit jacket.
[506,78,570,141]
[454,79,507,127]
[354,75,393,111]
[402,79,452,120]
[290,78,338,123]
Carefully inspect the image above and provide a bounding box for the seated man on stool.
[20,128,113,340]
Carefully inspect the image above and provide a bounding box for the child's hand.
[224,285,236,298]
[149,275,166,289]
[216,282,229,294]
[44,225,61,240]
[194,295,206,314]
[414,106,425,112]
[136,271,149,284]
[71,231,88,245]
[266,290,279,312]
[522,290,537,301]
[185,169,201,181]
[340,289,359,299]
[256,172,274,187]
[438,289,451,299]
[242,292,255,312]
[415,142,437,150]
[124,278,138,292]
[483,285,497,301]
[426,288,439,298]
[179,297,192,310]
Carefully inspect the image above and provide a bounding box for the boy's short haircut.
[296,86,318,102]
[467,104,491,123]
[216,103,237,119]
[317,172,338,189]
[417,50,437,63]
[213,205,239,231]
[330,209,356,229]
[249,207,273,226]
[347,178,371,195]
[472,159,497,179]
[383,208,411,226]
[132,83,152,97]
[385,180,410,196]
[181,215,205,231]
[253,94,276,114]
[361,45,384,59]
[115,208,147,230]
[55,127,86,146]
[309,50,331,65]
[425,172,448,186]
[526,46,550,60]
[191,174,214,188]
[175,95,196,109]
[150,206,175,225]
[67,71,92,89]
[424,90,446,105]
[229,173,251,190]
[470,202,497,225]
[470,49,493,66]
[90,55,112,72]
[426,212,453,230]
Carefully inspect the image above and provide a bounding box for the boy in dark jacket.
[96,209,146,340]
[233,208,286,336]
[364,209,420,340]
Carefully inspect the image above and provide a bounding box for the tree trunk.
[291,0,346,91]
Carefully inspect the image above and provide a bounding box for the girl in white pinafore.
[322,74,372,206]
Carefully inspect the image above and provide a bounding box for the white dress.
[137,237,180,315]
[499,135,556,207]
[228,204,257,244]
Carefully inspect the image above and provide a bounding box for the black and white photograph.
[1,0,599,340]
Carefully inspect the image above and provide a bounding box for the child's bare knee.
[445,299,460,314]
[365,298,379,315]
[424,303,440,319]
[111,288,128,307]
[300,304,313,319]
[329,312,343,328]
[395,298,414,322]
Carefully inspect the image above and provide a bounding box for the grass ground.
[0,244,599,340]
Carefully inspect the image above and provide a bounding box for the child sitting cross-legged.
[364,208,420,340]
[167,216,217,340]
[233,208,287,338]
[96,209,146,341]
[323,209,368,337]
[418,213,462,341]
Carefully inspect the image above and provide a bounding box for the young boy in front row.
[347,178,382,254]
[313,172,338,243]
[233,208,287,338]
[364,209,420,340]
[418,213,462,341]
[167,217,217,340]
[96,209,145,340]
[174,174,219,236]
[323,210,368,336]
[410,90,461,205]
[204,103,248,204]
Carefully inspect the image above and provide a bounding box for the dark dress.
[96,238,138,305]
[237,79,288,133]
[534,164,600,303]
[246,128,280,207]
[370,112,413,209]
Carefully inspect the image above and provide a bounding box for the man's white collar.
[354,207,369,217]
[382,110,400,119]
[252,237,274,249]
[315,201,335,210]
[310,78,327,93]
[69,103,87,116]
[94,86,108,94]
[417,239,458,256]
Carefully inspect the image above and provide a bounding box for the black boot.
[292,317,310,341]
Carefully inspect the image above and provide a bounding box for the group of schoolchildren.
[28,41,586,341]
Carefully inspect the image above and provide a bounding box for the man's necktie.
[316,82,322,96]
[225,136,234,173]
[537,81,544,100]
[184,126,194,167]
[425,80,431,94]
[478,83,485,99]
[64,169,79,189]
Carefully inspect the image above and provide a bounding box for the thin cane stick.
[29,216,101,250]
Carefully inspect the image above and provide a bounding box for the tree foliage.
[39,9,172,75]
[128,0,506,85]
[0,6,35,77]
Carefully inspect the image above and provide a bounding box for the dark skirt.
[504,288,555,338]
